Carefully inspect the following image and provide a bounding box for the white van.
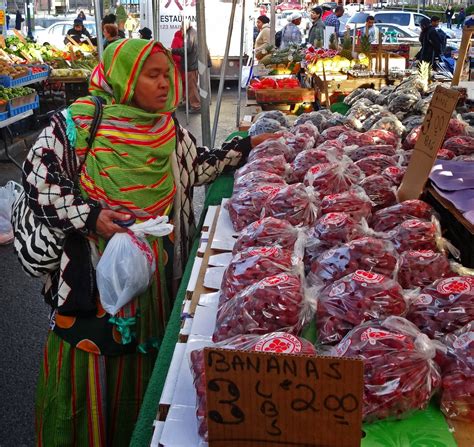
[346,10,430,35]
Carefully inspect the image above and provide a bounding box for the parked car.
[346,10,429,35]
[345,3,364,16]
[376,23,420,44]
[321,2,338,10]
[35,20,97,49]
[276,0,303,13]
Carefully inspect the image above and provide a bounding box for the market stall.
[129,62,474,445]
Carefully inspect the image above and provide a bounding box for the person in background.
[77,10,86,21]
[125,13,138,38]
[65,19,92,45]
[254,15,270,60]
[362,15,379,44]
[139,27,152,40]
[321,5,332,21]
[15,10,24,31]
[280,12,303,49]
[6,13,10,30]
[457,8,466,29]
[445,5,454,29]
[28,38,278,447]
[171,27,186,94]
[171,22,201,112]
[324,5,344,37]
[103,23,121,49]
[102,14,126,39]
[431,16,447,54]
[417,17,442,66]
[307,7,325,47]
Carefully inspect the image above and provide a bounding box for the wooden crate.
[255,88,315,104]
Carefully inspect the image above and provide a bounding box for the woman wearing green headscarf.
[22,39,276,446]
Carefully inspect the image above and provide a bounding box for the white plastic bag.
[0,181,22,245]
[97,216,174,315]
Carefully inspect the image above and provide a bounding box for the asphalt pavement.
[0,82,241,446]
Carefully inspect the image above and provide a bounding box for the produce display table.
[131,168,470,446]
[0,109,34,168]
[313,74,388,104]
[130,174,235,447]
[47,77,89,105]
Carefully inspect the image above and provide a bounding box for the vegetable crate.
[0,71,32,88]
[255,88,315,104]
[0,111,8,121]
[29,65,51,82]
[8,95,39,117]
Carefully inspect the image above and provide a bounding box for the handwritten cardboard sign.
[204,347,364,447]
[398,86,460,202]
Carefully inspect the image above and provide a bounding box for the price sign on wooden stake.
[13,29,26,43]
[204,347,364,447]
[398,86,460,202]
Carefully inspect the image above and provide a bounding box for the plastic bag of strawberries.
[438,322,474,422]
[219,245,301,305]
[189,332,317,441]
[213,271,315,342]
[406,276,474,339]
[315,270,407,345]
[331,316,441,422]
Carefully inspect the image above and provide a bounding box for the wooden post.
[452,27,474,87]
[322,63,331,108]
[385,52,390,77]
[377,32,383,73]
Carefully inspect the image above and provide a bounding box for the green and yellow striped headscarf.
[70,39,183,218]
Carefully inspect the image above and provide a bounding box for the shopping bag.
[96,216,174,315]
[241,56,253,88]
[0,181,22,245]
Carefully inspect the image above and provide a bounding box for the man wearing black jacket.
[172,23,200,112]
[417,18,442,67]
[64,19,91,45]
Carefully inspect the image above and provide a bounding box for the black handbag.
[12,96,104,277]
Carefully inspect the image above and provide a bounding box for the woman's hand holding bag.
[96,216,174,316]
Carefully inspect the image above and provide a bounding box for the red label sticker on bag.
[352,270,385,284]
[254,333,303,353]
[360,328,406,345]
[436,277,474,295]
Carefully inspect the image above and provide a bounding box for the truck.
[139,0,254,79]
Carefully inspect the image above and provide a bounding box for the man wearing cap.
[308,7,325,46]
[280,12,303,49]
[255,15,271,60]
[64,19,91,45]
[324,5,344,37]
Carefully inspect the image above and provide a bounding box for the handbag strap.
[86,96,105,150]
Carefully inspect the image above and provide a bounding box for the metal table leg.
[1,127,22,169]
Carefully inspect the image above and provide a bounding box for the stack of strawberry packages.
[188,113,474,440]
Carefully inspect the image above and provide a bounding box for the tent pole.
[236,0,246,128]
[270,0,276,45]
[211,0,238,147]
[152,0,159,42]
[93,0,103,59]
[183,14,189,124]
[196,0,212,147]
